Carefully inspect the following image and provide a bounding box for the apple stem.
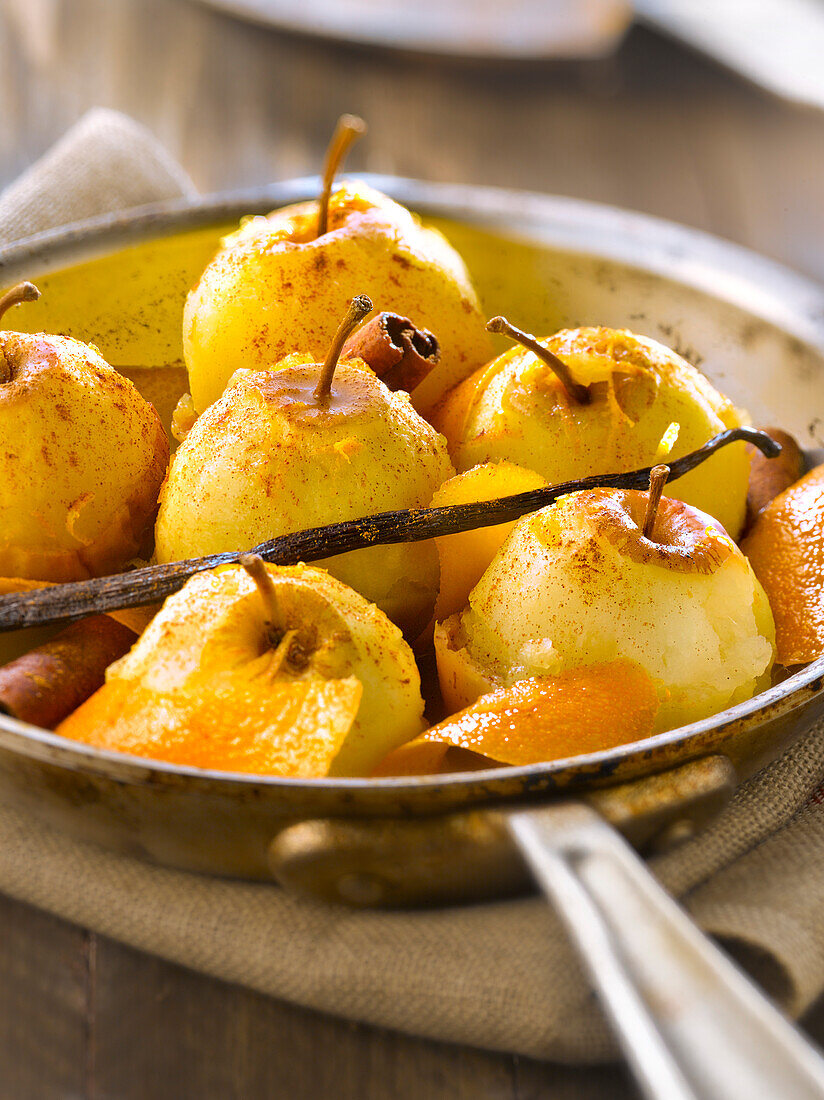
[486,316,590,405]
[240,553,282,646]
[0,281,40,326]
[643,464,670,540]
[317,114,368,238]
[314,295,373,403]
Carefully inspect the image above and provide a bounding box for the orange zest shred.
[371,738,450,777]
[0,577,53,595]
[375,659,659,775]
[56,675,362,777]
[742,463,824,666]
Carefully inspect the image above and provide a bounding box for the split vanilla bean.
[0,427,780,633]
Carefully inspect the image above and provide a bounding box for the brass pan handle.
[269,755,737,907]
[509,802,824,1100]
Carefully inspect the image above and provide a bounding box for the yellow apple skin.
[105,562,426,776]
[437,489,775,732]
[431,327,750,539]
[433,615,499,716]
[0,333,169,581]
[154,359,455,637]
[183,181,492,416]
[430,460,546,623]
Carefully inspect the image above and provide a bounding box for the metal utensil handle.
[508,802,824,1100]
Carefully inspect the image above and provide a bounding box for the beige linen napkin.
[2,108,824,1064]
[0,107,196,241]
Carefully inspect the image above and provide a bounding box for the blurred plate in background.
[636,0,824,110]
[194,0,633,59]
[197,0,824,109]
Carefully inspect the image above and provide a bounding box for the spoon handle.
[508,801,824,1100]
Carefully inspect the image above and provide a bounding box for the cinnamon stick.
[0,615,136,728]
[0,428,781,634]
[342,312,440,393]
[745,426,805,529]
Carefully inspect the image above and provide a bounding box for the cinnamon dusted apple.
[431,321,751,538]
[57,557,426,777]
[183,115,490,416]
[435,472,775,729]
[0,282,169,582]
[155,297,455,638]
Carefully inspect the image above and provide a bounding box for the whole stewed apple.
[432,321,751,538]
[0,282,169,581]
[156,297,455,637]
[183,116,491,416]
[436,477,775,729]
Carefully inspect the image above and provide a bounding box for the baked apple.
[431,323,751,538]
[436,486,775,728]
[155,298,455,637]
[57,558,426,777]
[183,118,490,415]
[0,281,169,581]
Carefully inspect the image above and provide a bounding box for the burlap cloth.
[2,108,824,1064]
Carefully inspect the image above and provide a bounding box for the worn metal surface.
[269,756,737,906]
[1,179,823,890]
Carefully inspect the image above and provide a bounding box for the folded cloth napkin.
[0,107,196,241]
[2,108,824,1064]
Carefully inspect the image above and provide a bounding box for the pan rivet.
[336,872,387,906]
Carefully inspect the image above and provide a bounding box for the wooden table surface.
[3,1,824,1096]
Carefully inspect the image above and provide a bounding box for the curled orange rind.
[742,462,824,666]
[57,675,362,778]
[374,659,659,776]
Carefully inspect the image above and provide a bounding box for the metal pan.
[2,178,824,1098]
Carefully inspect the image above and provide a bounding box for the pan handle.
[508,801,824,1100]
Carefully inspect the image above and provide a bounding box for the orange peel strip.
[0,577,53,596]
[376,659,659,775]
[372,738,450,777]
[57,676,362,777]
[742,462,824,665]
